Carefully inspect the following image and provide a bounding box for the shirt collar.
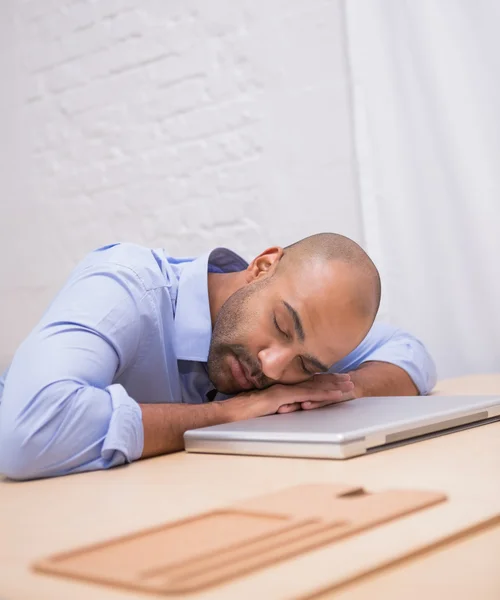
[174,248,248,362]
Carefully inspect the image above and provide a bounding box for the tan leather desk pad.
[34,483,445,594]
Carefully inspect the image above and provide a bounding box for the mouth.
[228,354,254,390]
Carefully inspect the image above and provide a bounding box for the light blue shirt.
[0,243,437,480]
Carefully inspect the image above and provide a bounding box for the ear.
[245,247,284,283]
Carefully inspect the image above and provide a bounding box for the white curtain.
[345,0,500,379]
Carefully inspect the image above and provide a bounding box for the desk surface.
[311,520,500,600]
[1,377,500,599]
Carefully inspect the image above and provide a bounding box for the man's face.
[207,258,372,394]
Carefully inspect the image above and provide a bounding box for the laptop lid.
[184,395,500,459]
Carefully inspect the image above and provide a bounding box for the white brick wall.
[0,0,361,367]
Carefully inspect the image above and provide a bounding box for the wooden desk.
[1,377,500,599]
[311,520,500,600]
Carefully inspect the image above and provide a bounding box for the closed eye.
[274,313,315,376]
[273,314,289,339]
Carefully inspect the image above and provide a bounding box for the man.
[0,233,436,480]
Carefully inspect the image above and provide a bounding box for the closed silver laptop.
[184,395,500,459]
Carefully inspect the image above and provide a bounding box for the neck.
[207,271,247,327]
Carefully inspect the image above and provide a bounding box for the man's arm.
[140,402,228,458]
[329,322,437,397]
[140,377,354,458]
[348,361,418,397]
[0,257,147,481]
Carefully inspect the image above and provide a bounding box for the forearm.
[140,401,233,458]
[140,378,367,455]
[331,323,437,395]
[349,361,419,397]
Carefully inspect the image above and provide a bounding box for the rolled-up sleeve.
[329,322,437,395]
[0,258,147,480]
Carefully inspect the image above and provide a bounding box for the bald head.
[207,232,381,394]
[276,232,381,321]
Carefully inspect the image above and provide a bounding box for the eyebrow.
[283,301,305,342]
[282,301,329,373]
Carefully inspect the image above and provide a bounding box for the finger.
[301,400,339,410]
[292,388,344,403]
[337,380,355,392]
[297,379,354,393]
[301,392,356,410]
[277,402,302,414]
[302,400,336,410]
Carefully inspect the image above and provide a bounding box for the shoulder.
[357,321,400,345]
[74,242,172,292]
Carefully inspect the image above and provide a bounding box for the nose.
[257,345,293,382]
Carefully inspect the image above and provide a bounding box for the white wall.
[345,1,500,379]
[0,0,361,368]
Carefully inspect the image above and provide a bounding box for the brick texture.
[0,0,361,366]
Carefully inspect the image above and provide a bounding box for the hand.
[285,373,356,413]
[220,373,356,422]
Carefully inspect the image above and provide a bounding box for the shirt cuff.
[101,384,144,462]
